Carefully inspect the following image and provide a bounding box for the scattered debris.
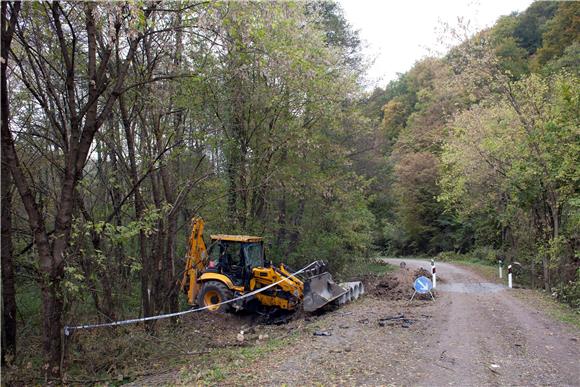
[358,318,369,324]
[240,325,256,334]
[339,325,350,329]
[236,331,245,342]
[379,314,405,321]
[488,364,501,375]
[313,330,332,337]
[439,350,456,365]
[400,261,407,269]
[378,314,415,328]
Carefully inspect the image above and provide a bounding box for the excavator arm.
[180,217,208,304]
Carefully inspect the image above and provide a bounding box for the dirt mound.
[364,270,412,300]
[413,266,445,283]
[364,265,442,301]
[413,267,432,279]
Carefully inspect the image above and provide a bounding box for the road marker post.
[508,264,513,288]
[499,260,503,279]
[431,259,437,288]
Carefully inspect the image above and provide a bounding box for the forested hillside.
[1,0,578,379]
[370,1,579,298]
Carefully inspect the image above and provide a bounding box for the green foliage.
[435,249,498,266]
[5,1,579,378]
[368,1,579,300]
[555,269,580,309]
[535,2,580,66]
[470,246,500,264]
[512,1,558,54]
[434,251,464,262]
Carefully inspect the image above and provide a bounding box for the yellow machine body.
[180,217,305,311]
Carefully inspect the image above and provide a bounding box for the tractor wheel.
[197,281,233,313]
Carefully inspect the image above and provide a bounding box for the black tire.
[197,281,233,313]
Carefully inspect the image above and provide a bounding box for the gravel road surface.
[236,259,580,386]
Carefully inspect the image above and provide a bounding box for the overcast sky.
[339,0,534,88]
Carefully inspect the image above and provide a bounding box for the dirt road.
[228,259,580,386]
[129,259,579,386]
[391,259,579,386]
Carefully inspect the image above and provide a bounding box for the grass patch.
[178,333,299,385]
[204,366,226,385]
[364,261,396,275]
[452,260,499,283]
[513,289,580,329]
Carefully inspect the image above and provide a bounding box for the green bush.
[471,246,499,263]
[435,251,465,262]
[556,269,580,310]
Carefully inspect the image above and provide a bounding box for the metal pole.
[431,259,437,288]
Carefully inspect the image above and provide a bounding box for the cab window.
[227,243,243,266]
[243,243,264,268]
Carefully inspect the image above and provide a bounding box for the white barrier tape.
[64,261,318,336]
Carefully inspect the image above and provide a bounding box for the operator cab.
[207,235,265,286]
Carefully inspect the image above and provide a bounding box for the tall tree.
[1,0,21,364]
[2,2,155,374]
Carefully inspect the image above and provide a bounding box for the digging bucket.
[303,272,347,312]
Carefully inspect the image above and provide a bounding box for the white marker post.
[499,260,503,279]
[508,264,513,289]
[431,259,437,289]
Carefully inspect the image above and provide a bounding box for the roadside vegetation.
[1,0,578,382]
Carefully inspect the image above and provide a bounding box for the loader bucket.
[303,272,347,312]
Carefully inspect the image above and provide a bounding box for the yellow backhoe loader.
[180,217,357,313]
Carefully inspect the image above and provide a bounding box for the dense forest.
[1,0,578,379]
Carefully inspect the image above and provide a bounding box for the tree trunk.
[1,152,17,363]
[531,255,536,289]
[276,189,287,247]
[120,96,153,321]
[285,198,306,257]
[159,143,179,315]
[543,254,550,291]
[40,278,64,375]
[1,0,21,365]
[227,154,238,229]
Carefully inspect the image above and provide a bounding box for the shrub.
[556,268,580,310]
[435,251,464,262]
[471,246,499,263]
